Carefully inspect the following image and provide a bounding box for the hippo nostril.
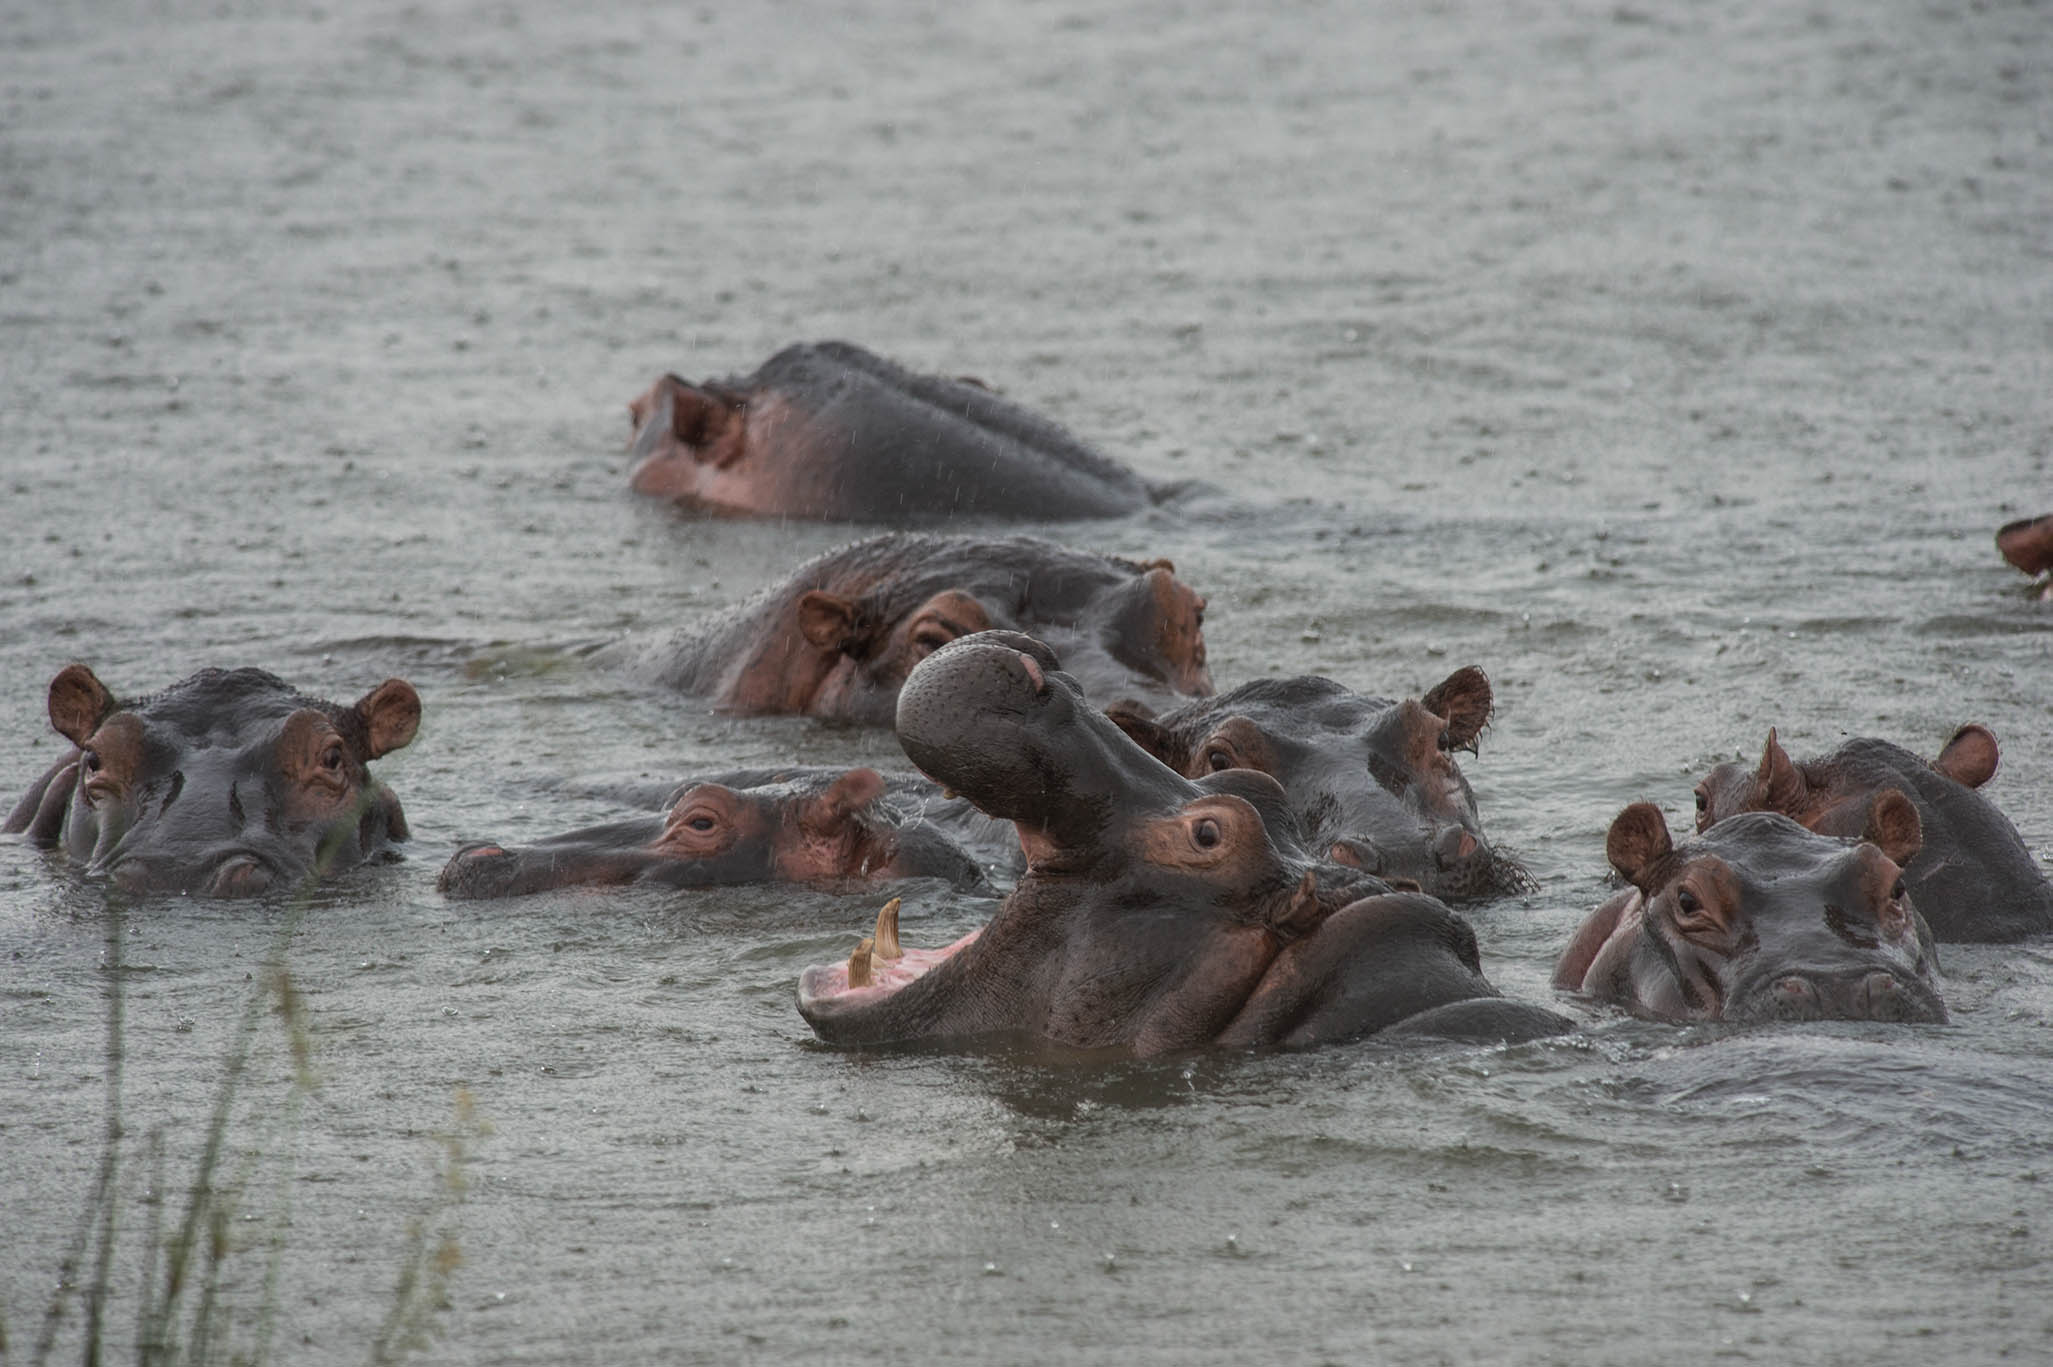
[1328,839,1384,874]
[1016,652,1045,694]
[1861,971,1907,1019]
[1431,826,1478,870]
[1774,976,1819,1008]
[207,856,274,898]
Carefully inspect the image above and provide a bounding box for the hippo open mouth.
[796,897,986,1021]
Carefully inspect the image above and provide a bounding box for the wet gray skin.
[796,632,1574,1053]
[437,766,997,899]
[1105,668,1530,901]
[1555,803,1946,1024]
[3,665,419,899]
[626,340,1160,522]
[613,532,1213,724]
[1694,726,2053,942]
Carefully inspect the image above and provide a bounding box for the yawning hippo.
[626,341,1155,522]
[437,766,999,899]
[796,632,1573,1053]
[1553,800,1946,1024]
[1693,727,2053,942]
[4,664,420,898]
[1103,667,1530,900]
[618,532,1213,723]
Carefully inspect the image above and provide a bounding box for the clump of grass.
[15,856,488,1367]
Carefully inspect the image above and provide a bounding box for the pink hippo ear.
[354,679,422,759]
[1420,665,1493,753]
[1755,728,1807,814]
[1606,803,1675,888]
[1862,788,1924,867]
[1932,724,1998,789]
[629,374,746,466]
[797,591,866,655]
[47,664,116,747]
[802,768,886,839]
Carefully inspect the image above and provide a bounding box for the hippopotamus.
[3,664,420,898]
[1692,726,2053,942]
[1997,513,2053,595]
[795,632,1573,1053]
[617,532,1213,723]
[626,341,1156,522]
[1102,667,1529,901]
[437,766,1001,899]
[1552,800,1946,1024]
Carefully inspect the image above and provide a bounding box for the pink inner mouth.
[798,927,983,1010]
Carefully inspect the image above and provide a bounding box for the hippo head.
[1694,725,2000,834]
[438,767,992,899]
[703,535,1213,725]
[1558,800,1945,1024]
[1104,667,1528,901]
[6,664,419,898]
[796,633,1566,1053]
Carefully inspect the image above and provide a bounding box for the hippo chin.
[437,767,996,899]
[1694,726,2053,942]
[4,665,420,899]
[626,341,1155,522]
[795,632,1573,1054]
[1554,801,1946,1024]
[617,532,1213,723]
[1105,667,1530,901]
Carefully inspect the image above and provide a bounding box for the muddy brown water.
[5,1,2052,1363]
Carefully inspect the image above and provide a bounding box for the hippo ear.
[1932,724,1998,789]
[1606,803,1674,888]
[1755,728,1806,813]
[355,679,422,758]
[664,379,746,464]
[1862,788,1923,867]
[1103,699,1187,769]
[48,664,116,747]
[1420,665,1492,753]
[804,768,885,836]
[798,591,864,654]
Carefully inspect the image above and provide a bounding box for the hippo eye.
[1674,888,1716,931]
[1891,879,1906,901]
[320,744,345,773]
[1693,789,1707,813]
[1205,749,1233,772]
[686,815,717,833]
[82,749,102,774]
[1192,817,1222,850]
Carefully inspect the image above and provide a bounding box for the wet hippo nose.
[1761,970,1945,1024]
[1432,826,1480,869]
[206,855,276,898]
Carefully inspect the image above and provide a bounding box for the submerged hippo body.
[622,532,1213,723]
[796,633,1573,1054]
[1105,668,1529,901]
[1694,727,2053,942]
[627,341,1154,522]
[438,766,1000,899]
[4,665,420,898]
[1554,801,1945,1024]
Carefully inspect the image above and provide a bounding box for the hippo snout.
[1733,967,1947,1025]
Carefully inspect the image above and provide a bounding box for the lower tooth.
[847,936,875,988]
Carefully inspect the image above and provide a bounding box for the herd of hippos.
[10,341,2053,1053]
